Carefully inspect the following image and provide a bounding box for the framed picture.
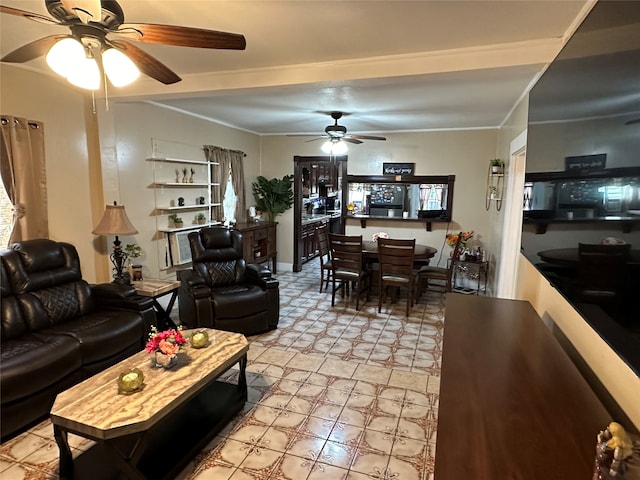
[382,163,414,175]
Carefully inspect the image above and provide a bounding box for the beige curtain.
[0,116,48,243]
[203,145,246,223]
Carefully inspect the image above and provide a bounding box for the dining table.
[537,247,640,266]
[362,240,437,261]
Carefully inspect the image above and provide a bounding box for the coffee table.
[50,329,248,480]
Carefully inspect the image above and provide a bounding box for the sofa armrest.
[91,283,154,311]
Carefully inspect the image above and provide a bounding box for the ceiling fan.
[291,111,387,146]
[0,0,246,87]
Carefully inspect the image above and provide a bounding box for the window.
[222,170,237,223]
[0,182,11,246]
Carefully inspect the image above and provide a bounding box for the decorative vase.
[155,351,178,369]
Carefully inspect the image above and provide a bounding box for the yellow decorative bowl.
[117,368,145,394]
[190,330,209,349]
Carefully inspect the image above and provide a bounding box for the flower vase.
[155,351,178,369]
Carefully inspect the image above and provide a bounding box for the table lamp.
[92,201,138,284]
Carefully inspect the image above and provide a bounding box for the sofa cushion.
[211,284,267,319]
[40,309,145,365]
[0,334,81,404]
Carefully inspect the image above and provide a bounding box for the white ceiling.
[0,0,593,135]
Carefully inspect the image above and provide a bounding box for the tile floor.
[0,260,445,480]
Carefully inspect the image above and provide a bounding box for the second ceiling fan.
[293,111,387,146]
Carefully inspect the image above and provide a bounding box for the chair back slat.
[377,238,416,316]
[329,234,364,273]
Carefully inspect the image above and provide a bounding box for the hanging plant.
[252,175,294,223]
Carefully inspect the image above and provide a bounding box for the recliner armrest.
[247,263,272,279]
[178,270,210,298]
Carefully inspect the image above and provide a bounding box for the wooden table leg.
[53,424,73,480]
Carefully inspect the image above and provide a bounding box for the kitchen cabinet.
[233,222,278,273]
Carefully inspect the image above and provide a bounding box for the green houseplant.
[490,158,503,173]
[168,213,183,228]
[252,175,294,223]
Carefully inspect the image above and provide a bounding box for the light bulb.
[66,56,100,90]
[102,48,140,87]
[46,37,85,78]
[321,139,348,155]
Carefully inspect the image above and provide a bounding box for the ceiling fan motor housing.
[325,124,347,138]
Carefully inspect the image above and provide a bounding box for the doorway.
[293,155,347,272]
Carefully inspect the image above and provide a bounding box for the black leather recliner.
[178,227,279,336]
[0,239,155,441]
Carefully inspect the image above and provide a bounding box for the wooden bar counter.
[435,294,612,479]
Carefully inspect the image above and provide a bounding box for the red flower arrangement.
[145,327,187,358]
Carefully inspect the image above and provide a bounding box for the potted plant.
[124,244,143,281]
[252,175,294,223]
[490,158,503,174]
[489,185,498,199]
[169,213,183,228]
[196,213,207,225]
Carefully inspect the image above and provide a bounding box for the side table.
[132,279,181,329]
[452,260,488,295]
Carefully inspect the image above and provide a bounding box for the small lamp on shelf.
[92,201,138,284]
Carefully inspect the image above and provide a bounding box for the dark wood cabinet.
[233,222,277,273]
[301,217,330,263]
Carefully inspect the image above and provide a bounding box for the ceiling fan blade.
[625,118,640,125]
[110,40,181,84]
[61,0,101,23]
[349,134,387,141]
[343,138,364,145]
[117,23,246,50]
[1,35,66,63]
[0,5,60,25]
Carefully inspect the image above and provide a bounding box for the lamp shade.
[92,204,138,236]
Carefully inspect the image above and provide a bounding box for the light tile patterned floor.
[0,259,445,480]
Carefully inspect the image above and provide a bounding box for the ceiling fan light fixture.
[321,139,348,155]
[66,56,100,90]
[102,48,140,87]
[45,37,85,77]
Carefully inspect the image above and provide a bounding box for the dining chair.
[576,242,631,310]
[328,233,370,310]
[377,238,416,317]
[315,224,332,293]
[416,231,463,297]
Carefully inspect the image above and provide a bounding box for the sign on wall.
[565,154,606,172]
[382,163,415,175]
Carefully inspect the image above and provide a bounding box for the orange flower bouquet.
[445,230,474,248]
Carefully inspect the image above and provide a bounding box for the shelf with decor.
[148,155,222,268]
[485,159,504,211]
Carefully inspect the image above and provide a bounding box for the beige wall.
[96,102,262,281]
[261,129,498,271]
[0,65,100,281]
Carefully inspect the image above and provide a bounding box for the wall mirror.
[523,0,640,375]
[346,175,455,224]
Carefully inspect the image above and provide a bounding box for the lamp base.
[113,271,131,285]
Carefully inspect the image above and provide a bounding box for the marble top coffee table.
[50,328,248,480]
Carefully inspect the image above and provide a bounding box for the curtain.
[0,116,48,243]
[203,145,246,223]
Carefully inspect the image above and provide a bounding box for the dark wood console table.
[435,294,611,479]
[234,222,277,273]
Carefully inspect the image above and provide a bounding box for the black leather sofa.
[0,239,155,441]
[178,227,279,336]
